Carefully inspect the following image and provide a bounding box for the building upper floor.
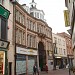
[57,32,73,56]
[0,0,14,43]
[21,0,46,22]
[14,1,52,50]
[52,33,67,57]
[15,2,52,39]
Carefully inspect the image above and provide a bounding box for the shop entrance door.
[38,42,46,71]
[0,51,5,75]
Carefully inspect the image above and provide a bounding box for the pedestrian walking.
[33,64,37,75]
[45,64,48,73]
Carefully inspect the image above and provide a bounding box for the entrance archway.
[38,42,46,71]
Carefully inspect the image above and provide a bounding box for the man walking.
[33,64,37,75]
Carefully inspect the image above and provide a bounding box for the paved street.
[39,69,74,75]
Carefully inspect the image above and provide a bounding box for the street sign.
[0,5,10,19]
[64,10,70,27]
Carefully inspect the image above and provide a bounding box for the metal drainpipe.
[13,1,16,75]
[25,15,28,75]
[36,40,39,75]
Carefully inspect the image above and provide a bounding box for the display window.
[16,54,26,75]
[0,51,5,75]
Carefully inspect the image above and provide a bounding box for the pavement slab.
[39,69,74,75]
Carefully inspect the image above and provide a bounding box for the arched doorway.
[38,42,46,71]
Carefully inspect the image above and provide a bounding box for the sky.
[19,0,70,33]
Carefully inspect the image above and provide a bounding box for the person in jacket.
[33,64,37,75]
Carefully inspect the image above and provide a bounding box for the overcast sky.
[19,0,70,33]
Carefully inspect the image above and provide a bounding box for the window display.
[0,51,5,75]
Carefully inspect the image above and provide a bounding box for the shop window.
[0,51,5,75]
[28,56,36,74]
[16,54,26,75]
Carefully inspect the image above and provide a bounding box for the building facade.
[65,0,75,67]
[57,32,73,66]
[52,33,67,69]
[0,0,12,75]
[12,1,53,75]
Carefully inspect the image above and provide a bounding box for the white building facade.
[52,33,67,69]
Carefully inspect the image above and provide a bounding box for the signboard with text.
[0,5,10,19]
[64,10,70,27]
[16,47,37,55]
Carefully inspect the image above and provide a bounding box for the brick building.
[12,1,53,75]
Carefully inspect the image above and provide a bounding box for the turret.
[30,0,37,9]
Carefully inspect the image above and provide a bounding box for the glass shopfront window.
[16,54,26,75]
[28,56,37,74]
[0,51,5,75]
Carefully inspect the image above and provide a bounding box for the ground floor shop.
[53,57,67,69]
[0,40,10,75]
[16,54,37,75]
[48,59,53,70]
[16,46,37,75]
[16,42,53,74]
[0,51,5,75]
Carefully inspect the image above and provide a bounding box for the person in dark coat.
[33,64,37,75]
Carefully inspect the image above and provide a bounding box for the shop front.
[16,46,38,75]
[0,39,10,75]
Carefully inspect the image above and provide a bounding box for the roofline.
[12,1,52,29]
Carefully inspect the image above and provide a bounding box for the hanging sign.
[0,40,10,49]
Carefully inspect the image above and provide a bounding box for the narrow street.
[39,69,74,75]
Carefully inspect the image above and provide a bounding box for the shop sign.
[64,10,70,27]
[49,51,52,56]
[0,5,10,19]
[56,57,61,58]
[16,47,37,55]
[0,40,10,49]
